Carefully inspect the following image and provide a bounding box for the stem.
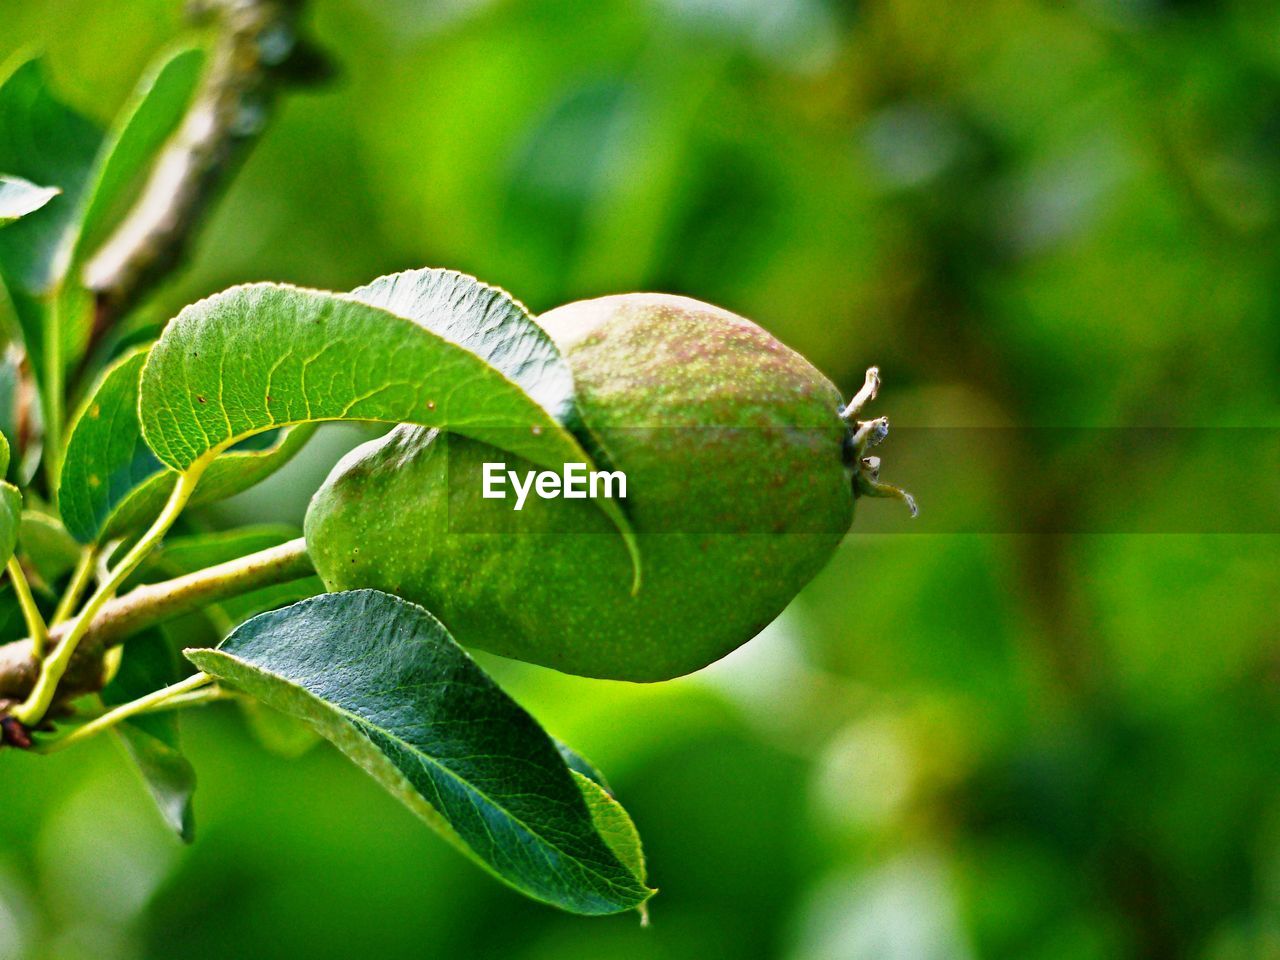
[0,536,313,703]
[7,558,49,659]
[14,467,203,725]
[39,672,213,754]
[53,546,97,627]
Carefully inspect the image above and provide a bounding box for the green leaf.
[0,58,102,295]
[186,589,654,915]
[0,432,16,567]
[573,772,648,895]
[58,347,157,541]
[0,58,102,387]
[557,742,612,793]
[141,524,302,578]
[59,347,315,543]
[138,274,640,583]
[52,46,205,380]
[0,481,20,568]
[141,276,584,471]
[0,583,27,644]
[0,175,59,228]
[103,630,197,843]
[348,268,575,422]
[17,509,81,584]
[73,47,204,263]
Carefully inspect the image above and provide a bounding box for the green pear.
[304,294,913,681]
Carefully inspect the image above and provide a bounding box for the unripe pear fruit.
[304,294,914,681]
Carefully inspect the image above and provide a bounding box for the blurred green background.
[4,0,1280,957]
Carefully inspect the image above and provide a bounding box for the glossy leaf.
[0,175,59,227]
[186,589,653,915]
[52,46,205,379]
[58,347,156,541]
[60,347,315,543]
[102,630,197,842]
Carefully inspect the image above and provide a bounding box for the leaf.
[573,771,648,893]
[0,346,22,479]
[0,58,102,295]
[186,589,654,915]
[0,432,18,567]
[0,481,19,569]
[0,584,27,644]
[59,347,315,543]
[74,47,204,263]
[50,46,205,384]
[0,48,203,419]
[0,175,59,227]
[557,742,612,793]
[17,509,81,584]
[141,278,583,471]
[348,268,575,423]
[109,427,316,542]
[102,630,197,842]
[138,274,640,583]
[141,524,302,578]
[58,347,157,540]
[0,58,102,387]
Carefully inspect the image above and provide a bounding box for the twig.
[0,536,313,709]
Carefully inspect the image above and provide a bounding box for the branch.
[0,537,313,706]
[82,0,330,329]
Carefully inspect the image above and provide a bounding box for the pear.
[304,294,913,681]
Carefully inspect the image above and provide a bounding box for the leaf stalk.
[38,671,214,754]
[13,466,204,725]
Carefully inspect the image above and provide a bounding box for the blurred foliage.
[3,0,1280,957]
